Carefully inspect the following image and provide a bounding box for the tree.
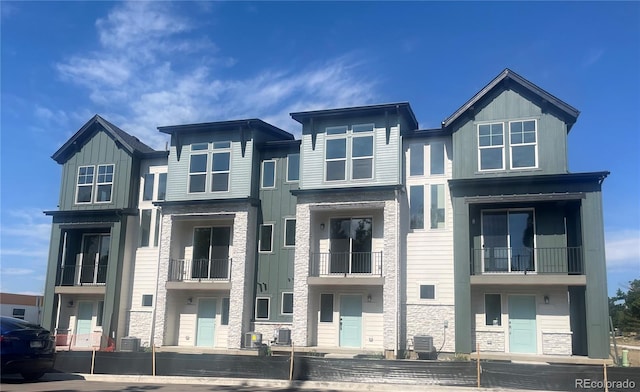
[609,279,640,333]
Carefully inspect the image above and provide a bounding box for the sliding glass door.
[482,210,534,272]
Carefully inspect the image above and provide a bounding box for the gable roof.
[52,115,157,164]
[290,102,419,130]
[441,68,580,130]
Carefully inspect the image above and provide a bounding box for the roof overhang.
[43,208,139,217]
[290,102,418,130]
[448,171,609,190]
[157,119,293,140]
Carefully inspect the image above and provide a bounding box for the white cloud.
[605,229,640,269]
[1,268,35,276]
[51,1,377,148]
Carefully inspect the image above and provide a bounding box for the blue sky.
[1,1,638,296]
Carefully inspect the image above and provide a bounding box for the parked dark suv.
[1,316,55,380]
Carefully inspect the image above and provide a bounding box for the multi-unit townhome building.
[42,69,609,360]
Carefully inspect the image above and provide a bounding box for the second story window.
[409,185,424,230]
[478,123,504,171]
[261,160,276,189]
[157,173,167,200]
[325,124,374,182]
[76,166,95,203]
[211,143,230,192]
[143,173,154,201]
[95,164,114,202]
[430,142,445,175]
[409,143,424,176]
[287,153,300,182]
[189,143,208,193]
[509,120,537,169]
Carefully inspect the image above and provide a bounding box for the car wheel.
[21,372,45,381]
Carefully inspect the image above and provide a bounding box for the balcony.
[308,252,384,286]
[167,258,232,290]
[54,265,108,294]
[470,247,586,286]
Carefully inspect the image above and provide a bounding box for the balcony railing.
[57,265,108,286]
[471,247,583,275]
[168,258,231,282]
[310,252,383,277]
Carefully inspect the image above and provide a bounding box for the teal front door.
[196,298,216,347]
[75,301,93,347]
[509,295,537,353]
[339,295,362,348]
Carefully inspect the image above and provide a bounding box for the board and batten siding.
[165,133,254,201]
[300,123,401,190]
[58,130,135,210]
[452,88,569,179]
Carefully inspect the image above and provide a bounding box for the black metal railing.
[57,265,108,286]
[309,252,383,277]
[168,258,231,282]
[471,247,583,275]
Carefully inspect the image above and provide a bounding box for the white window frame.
[429,141,446,176]
[258,223,274,253]
[509,119,538,170]
[418,283,436,301]
[286,153,300,182]
[261,160,276,189]
[409,185,424,230]
[281,292,294,315]
[139,209,152,247]
[142,173,155,201]
[188,151,208,194]
[477,122,505,172]
[94,164,115,203]
[75,165,95,204]
[255,297,270,320]
[324,124,374,182]
[430,184,445,229]
[283,218,296,247]
[211,142,231,192]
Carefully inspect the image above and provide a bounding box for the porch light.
[367,294,372,303]
[320,223,325,230]
[187,297,193,305]
[67,300,74,307]
[544,295,550,304]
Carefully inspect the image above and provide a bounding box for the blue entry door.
[339,295,362,348]
[509,295,537,353]
[196,298,216,347]
[75,301,93,347]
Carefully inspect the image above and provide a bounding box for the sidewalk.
[78,373,551,392]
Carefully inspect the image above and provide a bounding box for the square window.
[142,294,153,307]
[259,224,273,253]
[261,160,276,188]
[320,294,333,322]
[255,298,270,319]
[284,219,296,247]
[281,293,293,315]
[419,285,435,299]
[12,308,25,320]
[287,154,300,182]
[485,294,501,326]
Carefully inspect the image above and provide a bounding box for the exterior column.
[228,207,254,348]
[453,197,472,354]
[382,198,398,353]
[153,212,172,346]
[292,202,311,346]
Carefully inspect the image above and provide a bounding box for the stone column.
[292,202,311,346]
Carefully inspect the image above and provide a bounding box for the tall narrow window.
[259,224,273,253]
[157,173,167,200]
[281,292,293,315]
[430,142,445,175]
[140,209,152,247]
[478,123,504,171]
[96,301,104,326]
[430,184,445,229]
[212,143,231,192]
[326,138,347,181]
[410,143,424,176]
[320,294,333,322]
[189,153,207,193]
[261,160,276,188]
[410,185,424,230]
[76,166,95,203]
[153,210,161,247]
[221,298,230,325]
[287,153,300,182]
[352,134,373,179]
[95,164,114,202]
[284,218,296,247]
[485,294,501,326]
[143,173,154,201]
[510,120,537,168]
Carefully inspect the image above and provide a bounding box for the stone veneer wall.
[473,330,506,352]
[542,331,572,355]
[127,310,153,347]
[292,189,399,351]
[153,202,254,348]
[405,305,455,353]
